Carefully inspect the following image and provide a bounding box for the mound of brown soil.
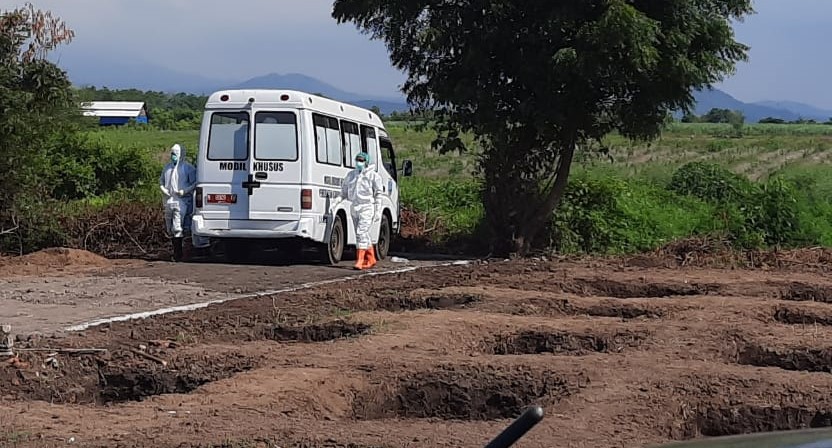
[0,247,113,277]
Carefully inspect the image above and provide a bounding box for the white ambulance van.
[190,89,413,264]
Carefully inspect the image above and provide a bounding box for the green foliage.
[74,86,206,130]
[399,177,482,240]
[0,4,78,234]
[333,0,755,256]
[548,174,715,254]
[48,133,161,200]
[0,6,168,254]
[666,162,810,248]
[668,161,755,204]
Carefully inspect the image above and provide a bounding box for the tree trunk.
[481,135,577,258]
[511,142,577,256]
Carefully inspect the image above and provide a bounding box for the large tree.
[333,0,754,255]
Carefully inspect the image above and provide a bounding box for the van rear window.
[255,112,298,161]
[208,112,249,161]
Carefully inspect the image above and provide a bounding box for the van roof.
[204,89,385,128]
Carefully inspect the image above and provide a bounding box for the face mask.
[171,154,179,164]
[355,161,365,171]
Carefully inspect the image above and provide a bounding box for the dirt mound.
[736,343,832,373]
[681,405,832,439]
[564,278,718,298]
[375,291,482,311]
[1,350,258,405]
[484,330,649,356]
[353,365,584,421]
[100,353,256,403]
[621,236,832,271]
[0,247,113,276]
[774,306,832,326]
[780,282,832,303]
[265,321,372,342]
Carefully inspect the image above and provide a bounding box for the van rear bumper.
[192,215,322,240]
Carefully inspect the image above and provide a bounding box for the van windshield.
[208,112,249,160]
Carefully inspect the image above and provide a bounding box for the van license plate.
[207,194,237,204]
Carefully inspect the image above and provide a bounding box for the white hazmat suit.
[338,153,384,269]
[159,143,196,260]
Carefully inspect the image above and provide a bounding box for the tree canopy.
[333,0,754,255]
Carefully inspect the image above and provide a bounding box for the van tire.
[375,212,391,261]
[322,214,345,265]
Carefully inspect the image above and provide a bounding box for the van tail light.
[195,187,203,208]
[301,189,312,210]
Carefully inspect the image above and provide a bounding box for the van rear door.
[247,111,302,221]
[199,111,250,221]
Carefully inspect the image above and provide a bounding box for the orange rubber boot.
[365,246,377,269]
[354,249,367,270]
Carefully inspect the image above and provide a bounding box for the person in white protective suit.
[159,143,196,261]
[337,151,384,270]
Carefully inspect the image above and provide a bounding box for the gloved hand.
[373,205,382,223]
[177,190,185,196]
[160,186,170,197]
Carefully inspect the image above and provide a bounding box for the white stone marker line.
[63,260,472,332]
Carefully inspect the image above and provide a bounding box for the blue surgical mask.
[171,154,179,164]
[355,161,365,171]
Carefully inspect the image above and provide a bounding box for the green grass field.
[88,122,832,181]
[85,122,832,253]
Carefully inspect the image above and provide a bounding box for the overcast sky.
[3,0,831,108]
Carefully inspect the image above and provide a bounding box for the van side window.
[341,120,361,168]
[360,125,378,157]
[208,112,249,161]
[255,112,298,161]
[379,138,397,181]
[313,113,342,166]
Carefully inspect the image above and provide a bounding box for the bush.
[548,174,715,254]
[49,133,161,200]
[668,161,756,204]
[666,162,808,249]
[399,177,482,241]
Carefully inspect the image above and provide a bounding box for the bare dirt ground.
[0,248,445,336]
[3,248,832,447]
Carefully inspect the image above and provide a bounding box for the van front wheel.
[321,214,345,265]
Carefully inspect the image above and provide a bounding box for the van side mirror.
[402,159,413,177]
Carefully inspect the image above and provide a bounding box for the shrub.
[48,133,161,200]
[668,161,756,204]
[548,175,716,254]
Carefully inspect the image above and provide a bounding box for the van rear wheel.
[321,214,345,265]
[375,213,391,260]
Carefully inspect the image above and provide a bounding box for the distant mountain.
[230,73,409,114]
[751,100,832,121]
[58,54,235,95]
[232,73,393,102]
[689,89,802,122]
[56,53,827,121]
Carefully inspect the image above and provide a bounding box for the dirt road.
[0,248,451,335]
[3,249,832,447]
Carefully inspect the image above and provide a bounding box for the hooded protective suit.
[339,152,384,269]
[159,144,196,259]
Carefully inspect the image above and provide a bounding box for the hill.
[230,73,410,114]
[58,53,825,121]
[752,100,832,122]
[690,89,831,123]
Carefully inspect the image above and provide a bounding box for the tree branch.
[520,140,577,252]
